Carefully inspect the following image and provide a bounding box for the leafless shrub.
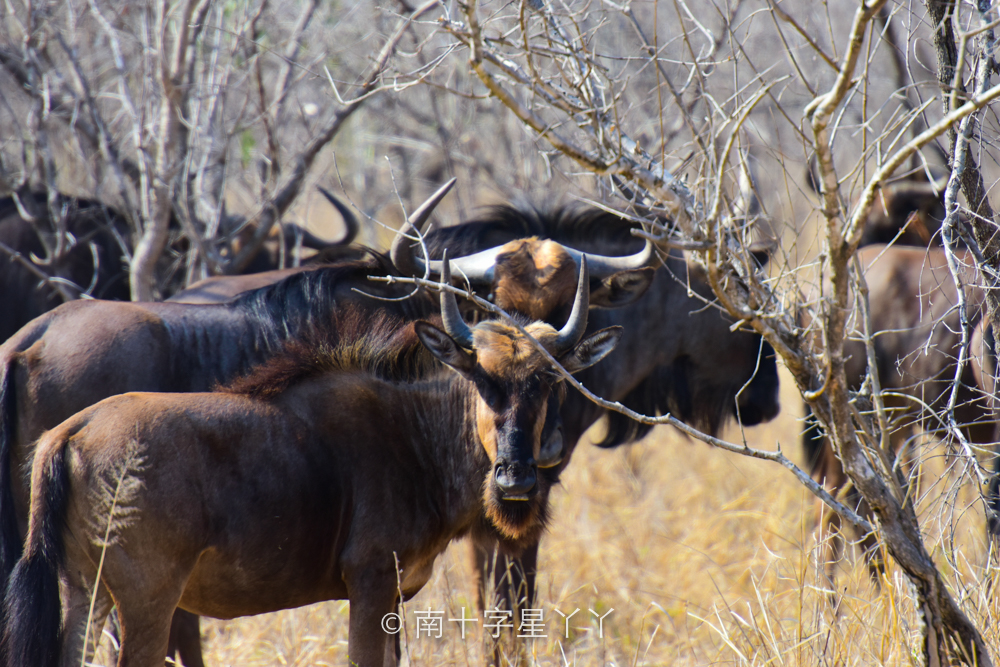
[415,0,1000,663]
[0,0,439,299]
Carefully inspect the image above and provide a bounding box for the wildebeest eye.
[476,377,505,411]
[522,377,543,401]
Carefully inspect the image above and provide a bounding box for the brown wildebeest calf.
[802,244,991,586]
[1,258,622,667]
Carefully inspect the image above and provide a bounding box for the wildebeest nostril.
[494,463,537,498]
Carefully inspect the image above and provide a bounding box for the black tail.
[801,403,826,478]
[0,359,21,582]
[1,438,70,667]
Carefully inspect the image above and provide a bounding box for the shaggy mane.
[220,305,440,400]
[226,252,435,353]
[597,358,732,446]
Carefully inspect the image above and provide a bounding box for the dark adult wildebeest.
[857,176,948,246]
[806,160,949,247]
[393,204,782,625]
[0,259,623,667]
[801,244,990,585]
[0,192,130,342]
[203,185,363,278]
[0,187,359,340]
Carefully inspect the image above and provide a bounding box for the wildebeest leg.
[60,580,113,667]
[115,598,178,667]
[99,548,191,667]
[167,609,204,667]
[473,539,537,667]
[473,541,537,612]
[842,483,884,582]
[806,423,850,598]
[850,423,916,584]
[344,568,398,667]
[817,494,845,599]
[104,605,202,666]
[803,406,845,595]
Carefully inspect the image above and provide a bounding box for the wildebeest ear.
[415,321,477,377]
[589,267,655,308]
[558,326,623,374]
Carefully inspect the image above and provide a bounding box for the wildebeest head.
[415,257,622,540]
[859,176,948,246]
[807,157,949,248]
[391,206,655,326]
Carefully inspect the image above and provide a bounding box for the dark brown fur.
[422,205,780,661]
[0,228,628,664]
[490,238,580,323]
[858,180,947,247]
[0,255,439,665]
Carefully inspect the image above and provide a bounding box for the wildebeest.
[969,317,1000,547]
[205,185,363,277]
[858,175,948,246]
[806,159,949,247]
[394,204,782,621]
[0,192,130,342]
[802,244,990,584]
[0,259,623,667]
[0,187,359,340]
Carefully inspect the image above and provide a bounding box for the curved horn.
[556,240,652,278]
[439,250,475,349]
[391,178,457,276]
[409,238,652,285]
[316,186,360,246]
[552,256,590,354]
[437,245,505,283]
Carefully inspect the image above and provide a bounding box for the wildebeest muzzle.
[494,427,538,500]
[734,341,781,426]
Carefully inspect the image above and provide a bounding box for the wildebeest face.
[416,317,621,541]
[536,389,567,468]
[469,321,560,539]
[472,320,623,539]
[416,256,622,541]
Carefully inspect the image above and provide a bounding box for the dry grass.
[90,369,999,666]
